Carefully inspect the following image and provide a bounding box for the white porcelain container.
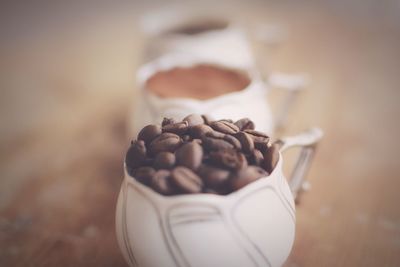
[130,54,307,138]
[116,128,323,267]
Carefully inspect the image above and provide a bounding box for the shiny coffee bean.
[182,135,191,142]
[230,166,268,191]
[243,129,270,143]
[149,133,182,155]
[202,136,234,151]
[198,164,230,188]
[201,114,213,125]
[162,117,176,127]
[126,140,147,169]
[234,131,254,154]
[263,143,280,173]
[204,188,218,194]
[205,130,226,139]
[176,141,203,171]
[217,119,234,123]
[249,149,264,166]
[162,121,189,135]
[223,135,242,150]
[255,141,269,153]
[137,124,162,144]
[234,118,255,131]
[151,170,175,195]
[153,152,176,170]
[190,124,213,138]
[210,121,239,134]
[133,166,156,185]
[171,167,203,193]
[183,114,204,126]
[209,148,247,170]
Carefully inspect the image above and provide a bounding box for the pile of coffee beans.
[125,114,280,195]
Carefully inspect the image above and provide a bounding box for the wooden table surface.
[1,2,399,267]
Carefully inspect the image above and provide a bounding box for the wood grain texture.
[0,1,399,267]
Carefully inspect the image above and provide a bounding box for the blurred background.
[0,0,399,266]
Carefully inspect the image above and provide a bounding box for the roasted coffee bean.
[243,129,270,143]
[149,133,182,155]
[183,114,204,126]
[201,114,213,125]
[151,170,176,195]
[210,121,239,134]
[176,141,203,170]
[162,121,189,135]
[198,164,230,188]
[234,118,255,131]
[204,188,218,194]
[234,131,254,154]
[205,130,226,139]
[137,125,162,144]
[126,140,147,169]
[192,138,202,144]
[153,152,176,170]
[218,119,234,123]
[190,124,213,138]
[249,149,264,166]
[230,166,268,191]
[162,117,176,127]
[255,141,269,153]
[202,136,234,151]
[171,167,203,193]
[133,166,156,185]
[209,148,247,170]
[182,135,191,142]
[223,135,242,150]
[263,143,280,173]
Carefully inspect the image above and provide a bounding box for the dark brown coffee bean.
[234,118,255,131]
[255,142,269,153]
[234,132,254,154]
[183,114,204,126]
[201,114,213,125]
[162,121,189,135]
[137,125,162,144]
[182,135,191,142]
[171,167,203,193]
[210,121,239,134]
[149,133,182,155]
[223,135,242,150]
[249,149,264,166]
[133,166,156,185]
[202,136,234,151]
[176,141,203,170]
[243,129,270,143]
[204,188,218,194]
[192,138,202,144]
[162,117,176,127]
[263,143,280,173]
[205,130,226,139]
[209,148,247,170]
[198,164,230,188]
[151,170,176,195]
[230,166,268,191]
[153,152,176,170]
[126,140,147,169]
[218,119,234,123]
[190,124,213,138]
